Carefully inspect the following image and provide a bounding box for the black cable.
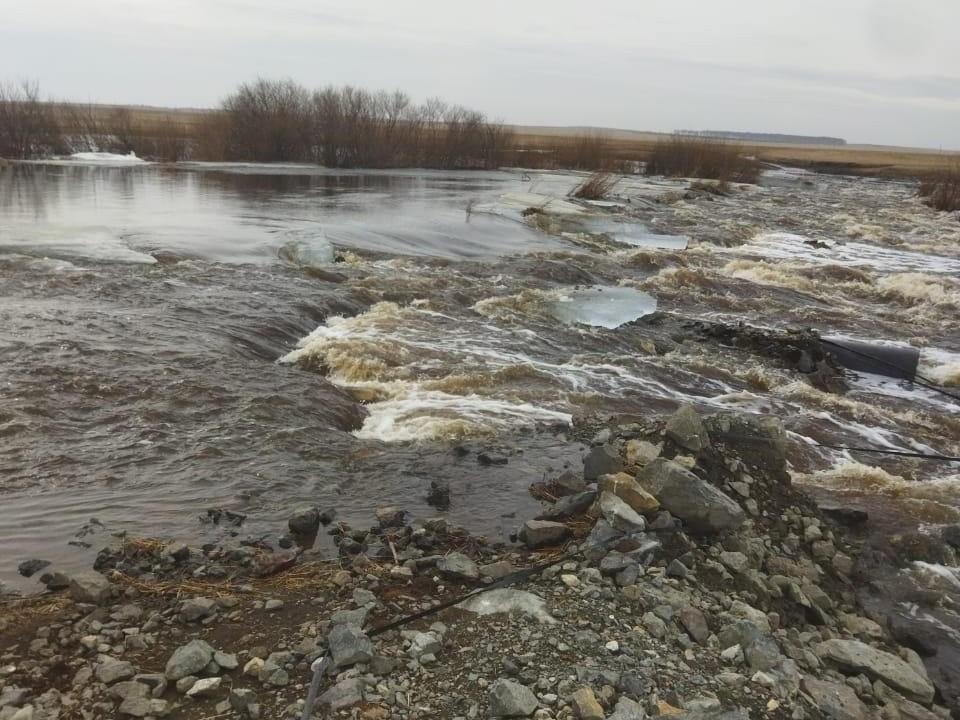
[818,337,960,403]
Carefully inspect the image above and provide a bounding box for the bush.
[0,80,61,158]
[646,136,760,183]
[570,172,619,200]
[919,165,960,212]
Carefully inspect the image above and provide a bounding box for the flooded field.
[1,160,959,593]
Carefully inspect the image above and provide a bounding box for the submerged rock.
[287,506,320,535]
[637,459,744,533]
[17,560,50,578]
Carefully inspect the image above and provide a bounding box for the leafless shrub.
[0,80,61,158]
[646,136,760,183]
[570,172,619,200]
[919,165,960,212]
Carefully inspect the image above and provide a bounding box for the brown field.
[44,104,960,178]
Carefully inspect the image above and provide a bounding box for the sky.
[2,0,959,149]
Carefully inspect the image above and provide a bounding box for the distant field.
[62,104,960,177]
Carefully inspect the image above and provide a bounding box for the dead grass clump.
[690,179,731,195]
[919,165,960,212]
[646,136,760,183]
[571,171,619,200]
[0,594,71,632]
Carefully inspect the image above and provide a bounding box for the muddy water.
[1,161,959,593]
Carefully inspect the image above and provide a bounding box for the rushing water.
[1,160,959,593]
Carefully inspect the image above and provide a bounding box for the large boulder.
[704,412,787,471]
[815,639,935,704]
[598,473,659,514]
[636,459,744,533]
[488,679,538,717]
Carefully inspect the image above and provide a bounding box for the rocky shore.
[2,406,958,720]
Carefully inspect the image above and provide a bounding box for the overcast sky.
[3,0,959,148]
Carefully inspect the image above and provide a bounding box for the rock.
[819,503,869,526]
[406,631,442,660]
[679,606,710,644]
[108,681,150,701]
[186,677,221,698]
[599,491,647,533]
[229,688,258,716]
[665,405,709,452]
[68,572,112,604]
[942,524,960,550]
[666,559,689,578]
[801,677,869,720]
[328,624,373,667]
[839,613,884,640]
[16,560,50,578]
[636,459,744,534]
[609,697,646,720]
[258,657,289,687]
[118,698,170,718]
[39,571,69,590]
[719,551,750,574]
[165,542,190,561]
[180,596,217,622]
[478,451,509,466]
[704,412,787,469]
[426,480,451,509]
[437,552,479,581]
[175,676,197,694]
[624,439,661,468]
[643,612,668,639]
[243,658,264,677]
[288,506,320,535]
[95,657,136,684]
[318,678,365,710]
[874,681,942,720]
[480,561,516,580]
[554,469,586,495]
[744,636,781,672]
[375,506,406,528]
[213,651,238,670]
[134,674,167,698]
[571,687,604,720]
[264,599,284,611]
[520,520,571,549]
[537,491,597,521]
[460,589,556,624]
[165,639,215,681]
[488,679,538,717]
[599,473,660,514]
[815,639,935,704]
[583,444,623,482]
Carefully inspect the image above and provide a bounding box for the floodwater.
[1,160,959,594]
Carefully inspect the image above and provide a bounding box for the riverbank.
[2,406,957,720]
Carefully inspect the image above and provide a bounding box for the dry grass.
[919,165,960,211]
[0,594,72,632]
[571,171,619,199]
[646,136,760,183]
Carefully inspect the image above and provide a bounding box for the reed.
[646,136,760,183]
[918,164,960,212]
